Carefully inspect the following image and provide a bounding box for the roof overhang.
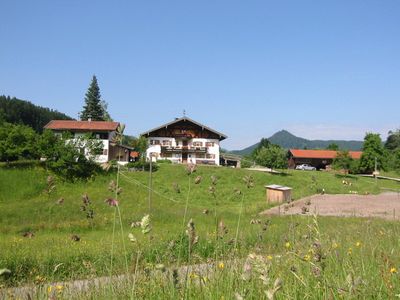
[141,117,227,141]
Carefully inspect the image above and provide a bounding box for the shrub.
[126,160,158,172]
[157,159,172,164]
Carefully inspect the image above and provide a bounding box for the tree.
[0,122,39,161]
[253,138,271,155]
[385,129,400,151]
[80,76,110,121]
[130,136,149,159]
[254,144,287,170]
[326,143,339,151]
[332,150,354,174]
[359,133,388,173]
[38,130,103,180]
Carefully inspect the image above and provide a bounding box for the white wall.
[146,137,221,165]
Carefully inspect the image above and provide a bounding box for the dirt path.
[261,192,400,220]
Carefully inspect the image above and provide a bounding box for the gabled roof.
[44,120,120,131]
[141,117,227,140]
[289,149,362,160]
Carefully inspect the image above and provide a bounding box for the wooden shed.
[265,184,292,204]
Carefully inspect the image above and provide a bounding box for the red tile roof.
[44,120,119,131]
[130,151,140,158]
[289,149,362,160]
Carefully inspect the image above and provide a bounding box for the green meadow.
[1,164,400,298]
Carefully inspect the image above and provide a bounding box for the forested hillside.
[232,130,363,155]
[0,95,73,132]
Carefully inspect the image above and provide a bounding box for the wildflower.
[267,255,273,260]
[0,269,11,276]
[194,176,202,184]
[155,264,166,272]
[186,163,196,174]
[242,175,254,188]
[347,248,352,255]
[303,254,311,262]
[105,198,119,207]
[355,241,361,247]
[56,285,63,293]
[332,242,339,249]
[71,234,80,242]
[186,219,199,250]
[218,220,228,237]
[218,262,225,270]
[128,233,137,243]
[390,267,397,274]
[189,272,199,279]
[82,194,91,206]
[47,286,52,294]
[141,215,151,234]
[285,242,291,249]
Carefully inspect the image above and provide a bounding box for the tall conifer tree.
[80,75,108,121]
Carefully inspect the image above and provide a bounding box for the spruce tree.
[80,75,108,121]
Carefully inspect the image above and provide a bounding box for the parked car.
[295,164,316,171]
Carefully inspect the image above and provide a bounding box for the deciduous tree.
[359,133,387,173]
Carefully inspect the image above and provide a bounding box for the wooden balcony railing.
[161,146,207,153]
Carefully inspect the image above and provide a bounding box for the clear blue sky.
[1,1,399,149]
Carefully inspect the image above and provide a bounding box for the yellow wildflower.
[267,255,273,260]
[303,254,311,262]
[347,248,352,255]
[390,267,397,274]
[218,262,224,270]
[189,272,199,279]
[47,286,52,294]
[285,242,291,249]
[56,285,63,292]
[355,241,361,247]
[332,242,339,249]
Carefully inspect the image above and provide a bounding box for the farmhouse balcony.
[161,146,207,153]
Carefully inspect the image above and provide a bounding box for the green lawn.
[1,164,400,298]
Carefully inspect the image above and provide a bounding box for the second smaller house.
[44,120,131,163]
[288,149,362,170]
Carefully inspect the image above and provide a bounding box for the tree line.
[243,132,400,175]
[0,75,146,180]
[0,95,73,133]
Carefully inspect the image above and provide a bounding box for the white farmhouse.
[141,117,227,165]
[44,120,132,163]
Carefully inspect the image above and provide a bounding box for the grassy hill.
[231,130,364,155]
[1,163,399,291]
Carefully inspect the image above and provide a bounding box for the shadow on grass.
[334,173,359,180]
[271,172,292,177]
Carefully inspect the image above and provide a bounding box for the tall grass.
[1,164,400,299]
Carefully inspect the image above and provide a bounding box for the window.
[206,142,215,147]
[150,139,160,145]
[103,149,108,155]
[206,154,215,159]
[94,132,109,139]
[192,141,203,147]
[162,140,171,146]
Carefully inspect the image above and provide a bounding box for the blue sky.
[1,1,399,149]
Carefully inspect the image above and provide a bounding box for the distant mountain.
[0,95,73,132]
[231,130,363,156]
